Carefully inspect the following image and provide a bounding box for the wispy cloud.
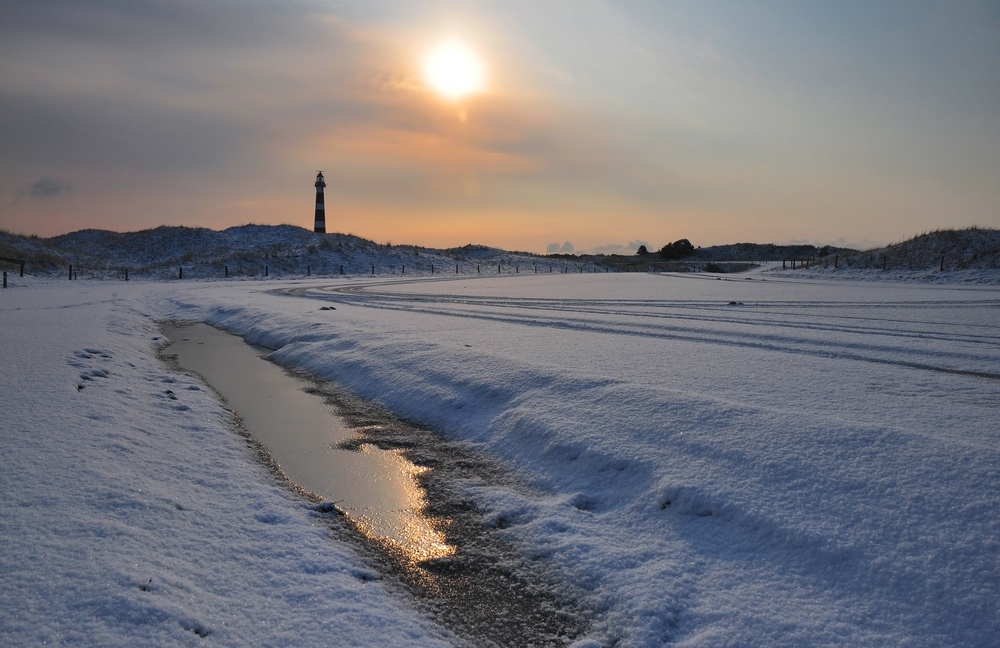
[17,176,72,201]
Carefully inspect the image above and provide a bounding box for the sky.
[1,0,998,254]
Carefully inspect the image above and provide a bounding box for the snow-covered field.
[3,268,999,646]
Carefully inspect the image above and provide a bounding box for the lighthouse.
[314,171,326,234]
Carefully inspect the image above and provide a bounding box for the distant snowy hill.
[2,225,998,282]
[0,225,574,279]
[770,228,1000,284]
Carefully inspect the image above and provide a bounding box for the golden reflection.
[346,444,456,564]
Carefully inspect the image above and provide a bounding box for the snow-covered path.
[3,273,999,646]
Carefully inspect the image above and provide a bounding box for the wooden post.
[477,265,480,274]
[783,260,786,270]
[265,266,269,277]
[3,271,7,288]
[456,264,459,274]
[940,255,945,272]
[125,269,129,281]
[431,264,434,274]
[340,265,344,275]
[402,265,405,275]
[69,265,73,280]
[498,264,501,273]
[179,267,183,279]
[225,265,229,277]
[307,265,311,276]
[371,264,375,275]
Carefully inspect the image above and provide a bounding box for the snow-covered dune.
[1,225,572,279]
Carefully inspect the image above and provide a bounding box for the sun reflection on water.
[344,444,456,564]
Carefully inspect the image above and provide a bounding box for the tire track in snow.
[285,283,1000,381]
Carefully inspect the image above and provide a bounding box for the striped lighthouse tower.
[313,171,326,234]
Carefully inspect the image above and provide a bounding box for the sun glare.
[422,40,485,101]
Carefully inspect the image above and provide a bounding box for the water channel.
[160,321,588,646]
[162,322,452,563]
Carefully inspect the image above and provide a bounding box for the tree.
[636,245,649,256]
[658,239,695,260]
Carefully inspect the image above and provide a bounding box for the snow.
[3,268,999,646]
[0,279,455,646]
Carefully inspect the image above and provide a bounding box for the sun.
[421,40,485,101]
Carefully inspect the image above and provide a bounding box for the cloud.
[545,242,575,254]
[29,177,70,197]
[18,176,72,200]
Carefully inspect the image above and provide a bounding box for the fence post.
[402,265,405,275]
[940,255,945,272]
[265,266,269,277]
[179,267,183,279]
[477,265,480,274]
[456,264,459,274]
[371,264,375,275]
[340,265,343,275]
[307,265,311,276]
[69,265,73,280]
[125,269,129,281]
[3,271,7,288]
[498,264,501,273]
[19,261,24,277]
